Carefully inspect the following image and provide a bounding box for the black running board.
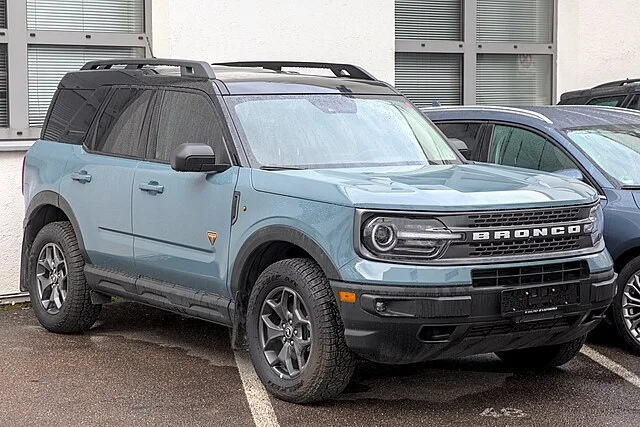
[84,264,232,326]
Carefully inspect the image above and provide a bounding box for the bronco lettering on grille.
[472,225,583,241]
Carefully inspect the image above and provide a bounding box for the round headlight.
[372,223,397,252]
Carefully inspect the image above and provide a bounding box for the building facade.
[0,0,637,296]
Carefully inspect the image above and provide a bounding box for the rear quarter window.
[42,87,109,144]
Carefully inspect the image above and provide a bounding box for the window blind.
[476,54,552,105]
[0,1,6,29]
[0,45,7,126]
[477,0,553,43]
[395,0,462,41]
[27,0,144,33]
[28,45,144,126]
[395,53,462,107]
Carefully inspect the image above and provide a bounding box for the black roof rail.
[80,58,216,79]
[592,78,640,89]
[214,61,377,81]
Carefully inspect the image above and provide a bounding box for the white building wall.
[151,0,396,84]
[557,0,640,100]
[0,152,25,296]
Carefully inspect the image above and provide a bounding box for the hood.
[251,163,598,211]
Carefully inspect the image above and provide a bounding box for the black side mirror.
[170,143,231,173]
[554,168,584,182]
[449,138,469,158]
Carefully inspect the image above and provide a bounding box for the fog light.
[375,301,387,312]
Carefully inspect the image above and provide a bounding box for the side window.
[154,91,227,162]
[627,94,640,110]
[489,125,579,173]
[43,88,109,144]
[587,95,626,107]
[436,122,482,159]
[92,88,152,157]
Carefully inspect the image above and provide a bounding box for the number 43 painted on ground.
[481,407,529,418]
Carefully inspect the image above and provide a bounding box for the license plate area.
[501,282,580,318]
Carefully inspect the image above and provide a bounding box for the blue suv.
[21,60,615,403]
[426,105,640,354]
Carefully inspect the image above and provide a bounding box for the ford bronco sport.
[22,59,616,403]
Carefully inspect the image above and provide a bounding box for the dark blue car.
[425,105,640,353]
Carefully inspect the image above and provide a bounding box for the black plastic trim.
[230,225,341,298]
[84,264,232,325]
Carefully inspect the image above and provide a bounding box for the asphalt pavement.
[1,301,639,427]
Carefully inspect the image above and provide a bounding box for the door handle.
[70,171,92,183]
[139,181,164,194]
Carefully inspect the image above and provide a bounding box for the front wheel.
[246,258,355,403]
[612,256,640,354]
[496,335,586,369]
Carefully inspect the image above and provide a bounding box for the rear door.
[132,88,239,296]
[60,86,153,272]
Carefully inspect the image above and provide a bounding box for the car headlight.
[584,203,604,246]
[360,216,463,261]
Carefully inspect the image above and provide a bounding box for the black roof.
[59,59,397,96]
[425,105,640,130]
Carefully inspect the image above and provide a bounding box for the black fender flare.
[229,224,342,299]
[21,191,89,291]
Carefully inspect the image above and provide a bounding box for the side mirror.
[554,168,584,181]
[449,138,469,159]
[170,143,231,173]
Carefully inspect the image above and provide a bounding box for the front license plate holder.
[501,282,579,319]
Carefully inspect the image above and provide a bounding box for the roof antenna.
[146,36,156,59]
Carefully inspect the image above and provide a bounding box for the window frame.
[484,121,602,193]
[83,85,155,161]
[395,0,558,106]
[145,87,234,166]
[0,0,151,150]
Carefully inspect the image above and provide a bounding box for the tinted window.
[587,96,626,107]
[436,122,482,159]
[626,94,640,110]
[489,125,578,173]
[154,91,226,162]
[93,88,151,157]
[43,88,109,143]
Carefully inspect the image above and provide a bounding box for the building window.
[26,0,144,33]
[28,45,144,126]
[395,0,556,107]
[0,0,150,146]
[395,53,462,106]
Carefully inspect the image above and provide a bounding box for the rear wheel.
[246,258,355,403]
[612,256,640,354]
[28,221,101,333]
[496,335,586,369]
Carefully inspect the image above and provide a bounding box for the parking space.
[2,301,640,427]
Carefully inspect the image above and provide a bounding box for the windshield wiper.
[259,165,302,171]
[621,185,640,190]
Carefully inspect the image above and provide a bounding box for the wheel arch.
[229,225,342,348]
[20,191,88,292]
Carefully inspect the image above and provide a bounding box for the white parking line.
[234,349,281,427]
[581,345,640,388]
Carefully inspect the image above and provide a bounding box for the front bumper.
[332,269,616,364]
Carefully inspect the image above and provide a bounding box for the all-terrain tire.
[612,256,640,354]
[496,335,586,369]
[246,258,355,403]
[28,221,101,333]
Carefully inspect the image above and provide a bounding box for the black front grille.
[471,261,589,287]
[466,207,582,228]
[469,236,583,258]
[466,317,575,338]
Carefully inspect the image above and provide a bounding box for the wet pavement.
[1,301,639,427]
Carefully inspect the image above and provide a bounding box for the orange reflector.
[338,291,357,303]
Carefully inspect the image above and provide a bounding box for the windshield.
[226,94,461,169]
[566,125,640,187]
